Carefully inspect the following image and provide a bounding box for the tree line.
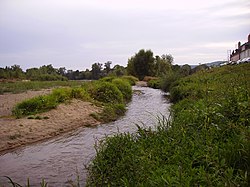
[0,49,208,81]
[0,62,127,81]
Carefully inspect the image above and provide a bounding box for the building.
[230,34,250,62]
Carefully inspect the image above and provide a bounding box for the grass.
[86,64,250,186]
[0,80,84,94]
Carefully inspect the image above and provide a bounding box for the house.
[230,34,250,62]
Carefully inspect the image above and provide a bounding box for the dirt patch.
[136,81,148,87]
[0,91,102,153]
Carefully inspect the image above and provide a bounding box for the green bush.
[12,95,57,118]
[112,78,132,102]
[160,72,180,92]
[148,79,161,89]
[88,82,123,104]
[99,76,115,82]
[70,87,90,100]
[98,104,126,122]
[121,76,139,86]
[51,88,71,103]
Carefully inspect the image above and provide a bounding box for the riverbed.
[0,86,171,186]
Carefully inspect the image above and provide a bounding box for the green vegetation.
[87,64,250,186]
[0,80,84,94]
[86,77,134,122]
[12,78,133,122]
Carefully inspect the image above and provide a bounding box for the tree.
[91,63,103,80]
[127,49,155,80]
[161,54,173,65]
[57,67,66,76]
[180,64,191,76]
[104,61,112,75]
[154,55,171,77]
[112,65,126,77]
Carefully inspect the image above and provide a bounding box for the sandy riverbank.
[0,91,102,153]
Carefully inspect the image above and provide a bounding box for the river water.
[0,86,171,186]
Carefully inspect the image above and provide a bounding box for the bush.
[160,72,180,92]
[112,78,132,102]
[98,104,126,122]
[148,79,161,89]
[51,88,71,103]
[121,76,139,86]
[70,87,90,100]
[89,82,123,104]
[12,95,57,118]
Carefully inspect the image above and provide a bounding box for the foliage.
[12,80,133,123]
[12,88,71,118]
[91,63,103,80]
[87,63,250,186]
[97,104,126,123]
[0,65,25,79]
[148,79,161,89]
[120,76,139,86]
[88,82,123,104]
[154,55,172,77]
[127,49,155,80]
[112,78,132,102]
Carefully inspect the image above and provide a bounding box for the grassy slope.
[87,64,250,186]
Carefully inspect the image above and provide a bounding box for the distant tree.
[180,64,191,76]
[104,61,112,75]
[172,64,181,73]
[84,69,92,80]
[112,65,126,77]
[154,55,172,77]
[10,65,25,79]
[0,68,8,79]
[57,67,66,76]
[26,68,40,79]
[91,63,103,80]
[161,54,174,65]
[127,49,155,80]
[191,64,209,74]
[40,64,57,75]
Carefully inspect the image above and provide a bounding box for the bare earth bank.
[0,91,102,153]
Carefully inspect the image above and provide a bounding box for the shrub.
[99,104,126,122]
[12,95,57,118]
[161,73,180,92]
[51,88,71,103]
[121,76,139,86]
[148,79,161,89]
[70,87,90,100]
[112,78,132,102]
[100,76,115,82]
[89,82,123,104]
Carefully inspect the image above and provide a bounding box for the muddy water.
[0,86,171,186]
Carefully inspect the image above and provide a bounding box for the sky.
[0,0,249,71]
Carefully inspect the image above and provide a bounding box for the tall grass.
[86,64,250,186]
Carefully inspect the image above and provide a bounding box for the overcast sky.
[0,0,249,70]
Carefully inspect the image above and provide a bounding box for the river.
[0,86,171,186]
